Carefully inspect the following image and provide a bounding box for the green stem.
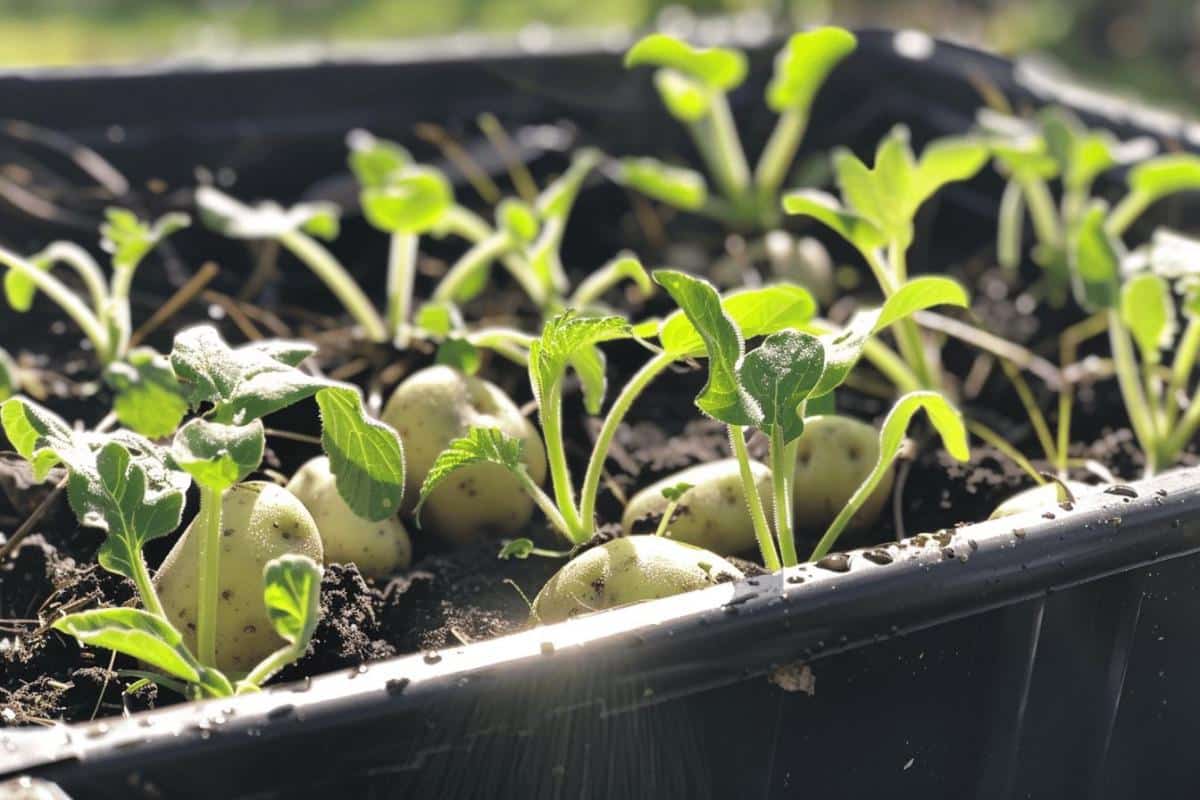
[967,419,1046,485]
[570,261,641,309]
[539,380,584,541]
[439,206,493,243]
[0,246,111,360]
[1017,174,1062,249]
[106,266,136,362]
[730,425,780,572]
[997,178,1024,271]
[277,230,387,342]
[810,450,895,561]
[516,467,574,543]
[195,485,223,667]
[1162,389,1200,466]
[1165,316,1200,429]
[690,93,752,212]
[654,498,683,537]
[386,232,419,347]
[1108,309,1160,476]
[131,552,167,620]
[1106,190,1150,237]
[578,350,675,536]
[40,242,108,316]
[466,327,533,367]
[239,643,302,692]
[770,427,799,567]
[886,242,940,390]
[432,231,512,304]
[754,109,807,200]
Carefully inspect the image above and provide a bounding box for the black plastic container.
[2,27,1200,799]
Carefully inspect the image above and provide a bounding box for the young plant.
[621,27,857,229]
[654,269,970,567]
[783,124,988,390]
[1,325,405,693]
[0,208,188,364]
[983,107,1200,305]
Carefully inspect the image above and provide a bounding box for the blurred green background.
[0,1,1194,108]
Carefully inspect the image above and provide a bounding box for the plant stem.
[1106,190,1150,237]
[0,246,111,360]
[690,94,752,214]
[1166,316,1200,429]
[1018,175,1062,249]
[277,230,387,342]
[754,109,807,200]
[239,644,302,692]
[539,380,584,540]
[515,468,574,543]
[131,552,167,620]
[106,266,136,361]
[40,242,108,316]
[1108,309,1160,476]
[439,206,493,243]
[997,178,1024,271]
[810,451,893,561]
[386,232,418,347]
[654,498,683,537]
[466,327,534,367]
[195,485,223,667]
[729,425,780,572]
[578,350,675,536]
[432,231,512,303]
[966,419,1046,485]
[770,427,799,567]
[570,261,641,309]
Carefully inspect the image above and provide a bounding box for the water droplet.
[385,677,410,696]
[864,550,893,566]
[816,553,850,573]
[423,651,442,665]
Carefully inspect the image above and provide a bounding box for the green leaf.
[261,554,322,647]
[1,396,82,479]
[498,538,536,559]
[168,325,244,407]
[52,608,203,684]
[0,347,16,402]
[1041,108,1117,192]
[661,482,695,503]
[766,27,857,113]
[435,337,481,374]
[346,129,412,188]
[497,198,539,244]
[528,312,631,413]
[196,186,340,242]
[1126,154,1200,206]
[1069,202,1122,311]
[619,158,709,211]
[811,276,969,396]
[653,270,760,427]
[624,33,747,91]
[782,189,885,256]
[1120,273,1175,365]
[315,385,405,521]
[3,249,51,313]
[537,148,600,220]
[653,69,712,122]
[415,427,526,521]
[912,136,989,206]
[415,301,463,337]
[878,391,970,465]
[360,167,453,234]
[105,348,188,438]
[171,418,265,492]
[738,330,825,442]
[659,283,819,358]
[100,208,190,273]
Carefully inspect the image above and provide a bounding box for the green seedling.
[783,123,988,390]
[0,208,188,365]
[983,107,1200,306]
[0,325,404,692]
[655,269,970,567]
[621,27,857,229]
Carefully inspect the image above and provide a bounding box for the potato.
[286,456,411,578]
[793,415,892,534]
[531,535,744,624]
[990,480,1095,519]
[621,458,772,556]
[381,365,547,544]
[155,481,323,674]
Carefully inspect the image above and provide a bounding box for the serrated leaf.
[315,385,405,521]
[625,33,747,91]
[661,482,695,503]
[416,427,526,521]
[52,608,203,684]
[782,189,885,256]
[1120,273,1175,365]
[659,283,819,358]
[738,330,824,442]
[171,418,264,492]
[653,69,711,122]
[620,158,708,211]
[196,186,340,242]
[261,554,322,647]
[1069,202,1122,311]
[346,129,412,188]
[105,348,188,438]
[653,270,761,426]
[811,276,969,396]
[528,312,631,413]
[100,208,190,273]
[766,27,856,113]
[360,167,453,234]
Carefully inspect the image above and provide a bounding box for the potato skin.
[621,458,772,556]
[286,456,412,578]
[793,415,893,534]
[531,535,744,624]
[155,481,323,674]
[381,365,547,544]
[990,480,1095,519]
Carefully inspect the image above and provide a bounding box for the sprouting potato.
[286,456,411,578]
[381,365,547,544]
[531,535,744,624]
[155,481,323,674]
[621,458,772,555]
[990,480,1096,519]
[793,415,893,534]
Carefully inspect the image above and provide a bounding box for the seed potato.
[990,480,1095,519]
[793,415,893,534]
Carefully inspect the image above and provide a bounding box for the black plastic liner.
[1,28,1200,799]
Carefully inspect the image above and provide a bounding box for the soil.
[0,135,1189,727]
